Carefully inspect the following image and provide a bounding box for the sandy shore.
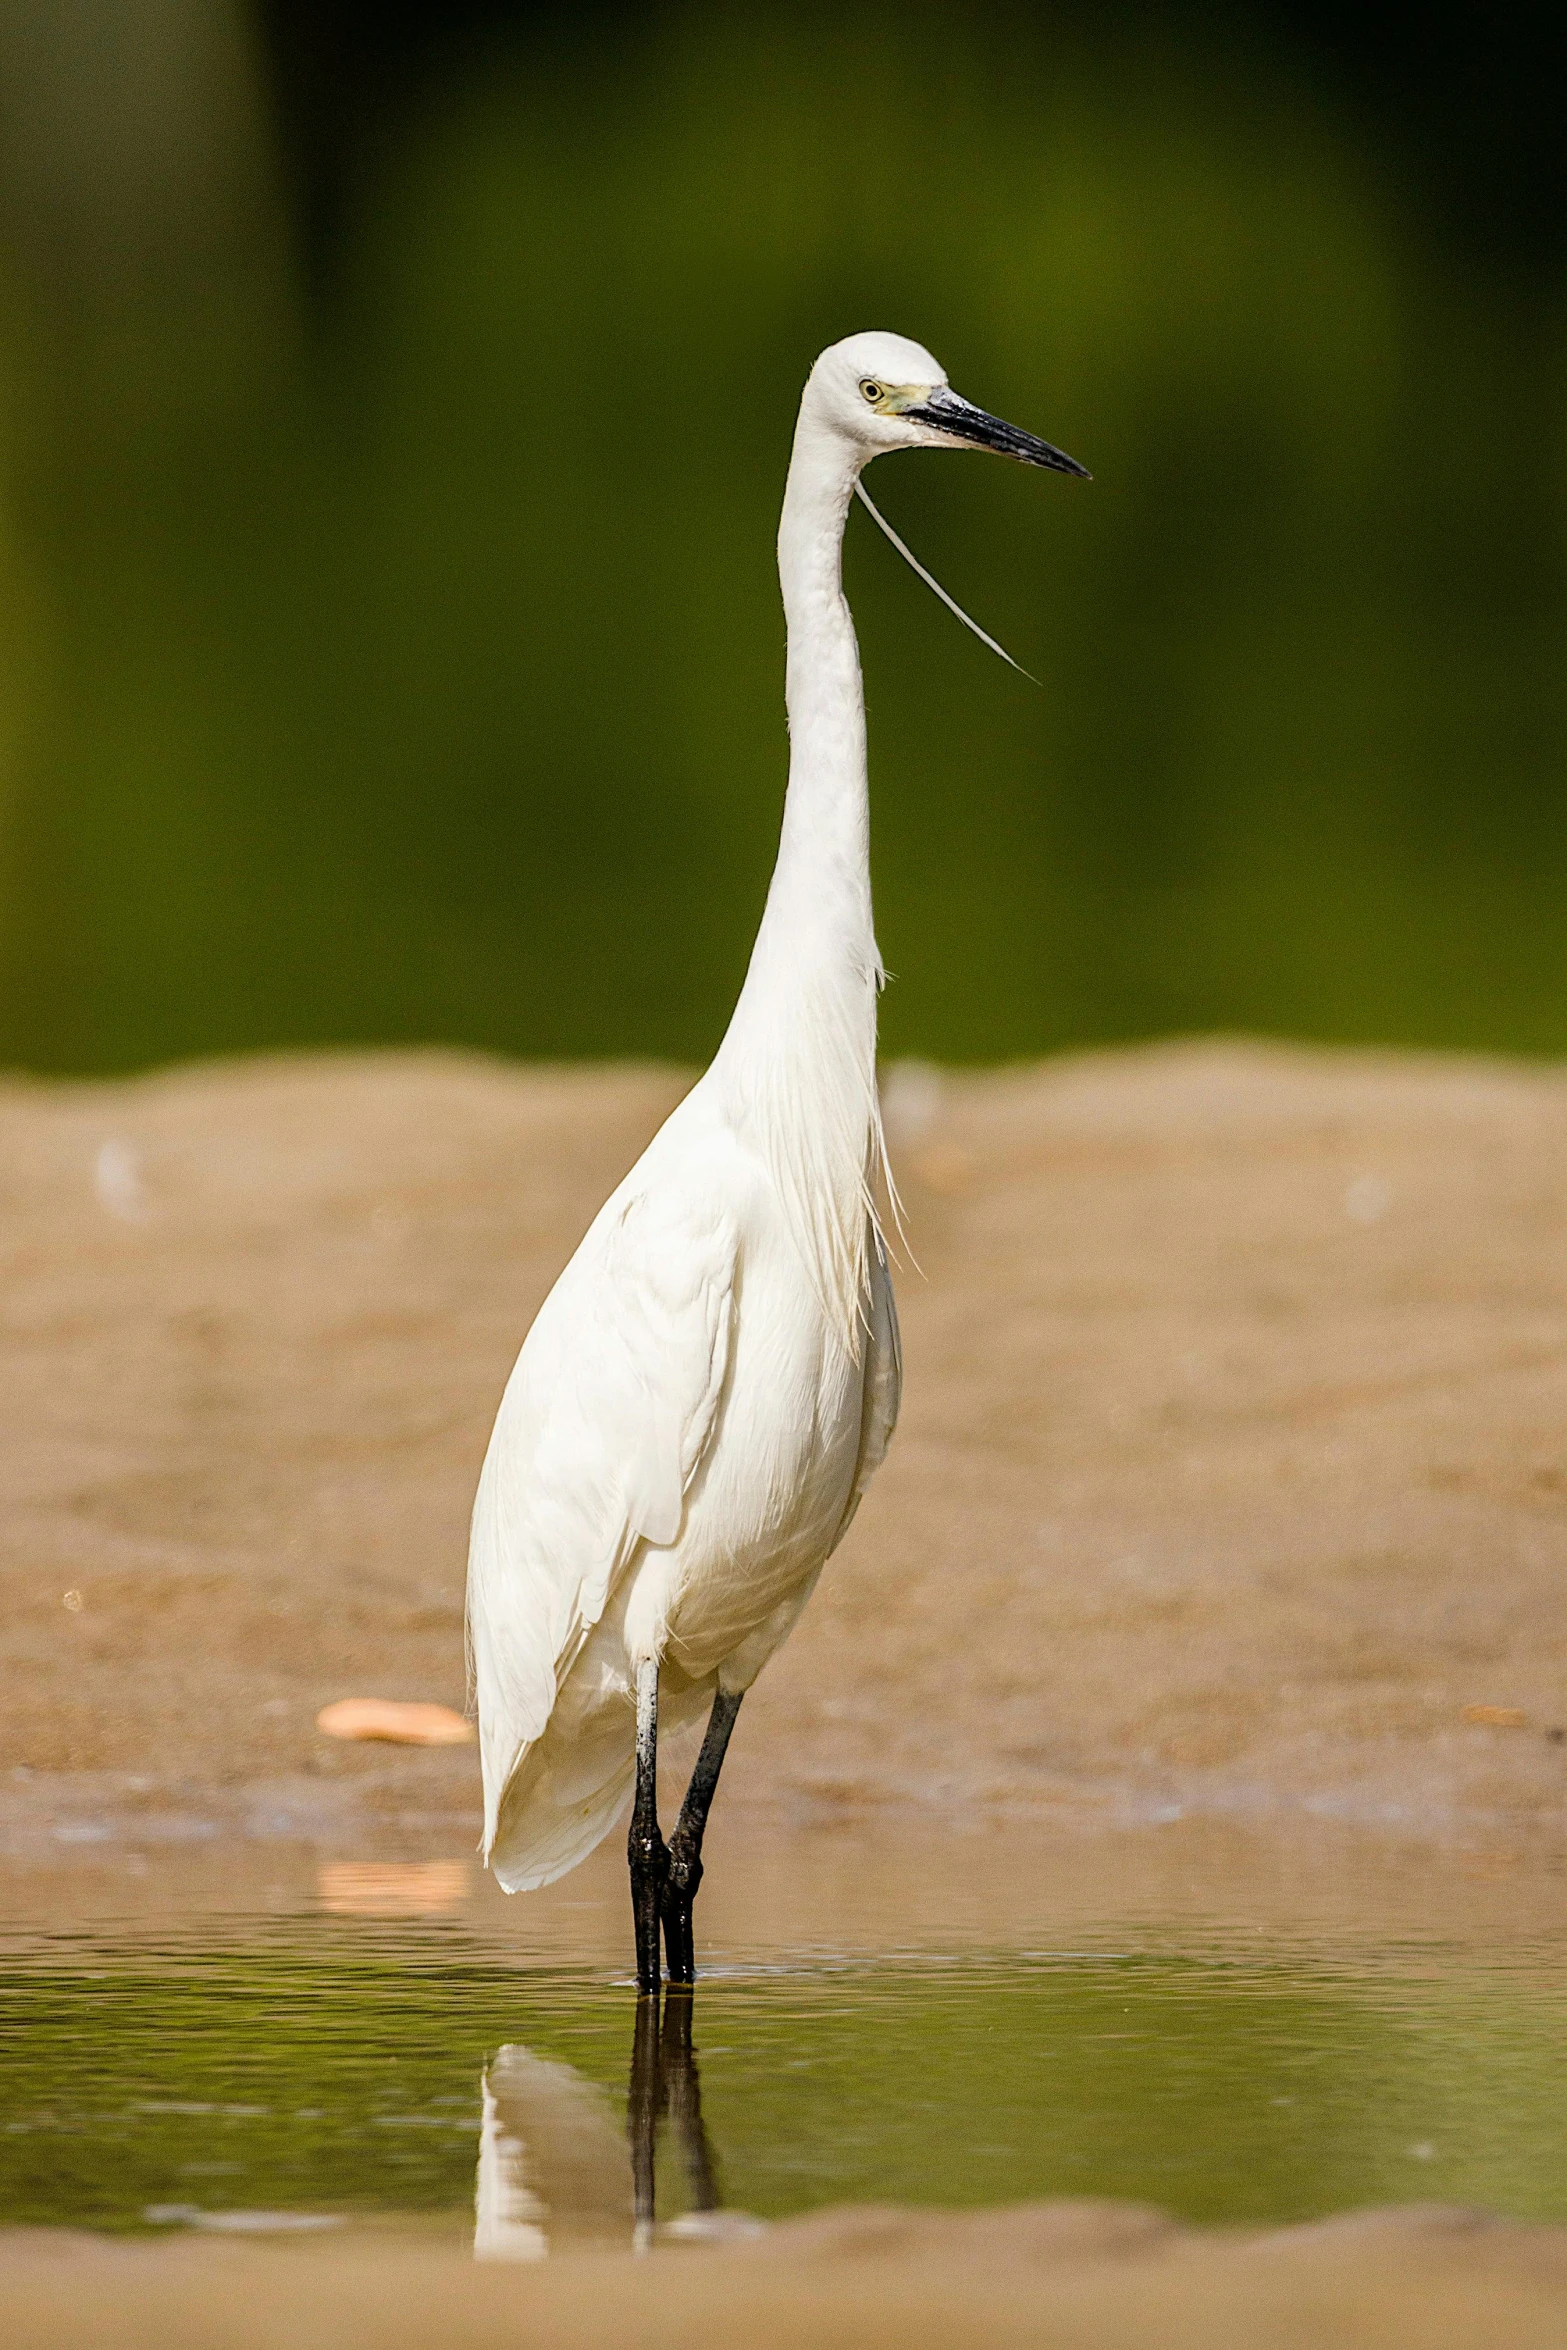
[5,2200,1567,2349]
[2,1036,1564,1854]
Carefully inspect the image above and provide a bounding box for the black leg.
[627,1984,663,2249]
[628,1660,668,1997]
[661,1689,744,1985]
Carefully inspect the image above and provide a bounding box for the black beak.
[906,388,1090,478]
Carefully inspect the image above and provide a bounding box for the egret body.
[466,332,1087,1991]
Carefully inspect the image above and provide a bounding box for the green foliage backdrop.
[1,7,1564,1071]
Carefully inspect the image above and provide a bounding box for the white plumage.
[466,331,1086,1932]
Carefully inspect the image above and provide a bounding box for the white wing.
[467,1181,737,1858]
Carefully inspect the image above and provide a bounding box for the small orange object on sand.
[1461,1703,1527,1729]
[316,1698,475,1745]
[316,1860,470,1915]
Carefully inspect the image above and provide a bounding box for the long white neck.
[710,406,883,1343]
[717,409,879,1064]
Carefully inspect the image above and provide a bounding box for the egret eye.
[860,380,884,404]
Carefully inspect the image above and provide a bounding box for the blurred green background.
[0,1,1564,1074]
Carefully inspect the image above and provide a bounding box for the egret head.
[806,330,1089,479]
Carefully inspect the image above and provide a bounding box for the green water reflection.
[2,1927,1565,2238]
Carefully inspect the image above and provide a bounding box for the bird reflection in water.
[629,1989,723,2249]
[476,1990,740,2258]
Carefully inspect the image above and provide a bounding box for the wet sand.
[5,2201,1567,2349]
[5,1807,1565,1968]
[2,1037,1565,1852]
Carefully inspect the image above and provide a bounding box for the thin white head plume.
[854,480,1037,685]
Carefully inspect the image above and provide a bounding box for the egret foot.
[660,1840,703,1986]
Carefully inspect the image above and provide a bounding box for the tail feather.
[490,1743,637,1894]
[487,1668,716,1895]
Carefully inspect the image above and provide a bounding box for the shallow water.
[5,1834,1567,2252]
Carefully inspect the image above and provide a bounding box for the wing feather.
[467,1184,737,1854]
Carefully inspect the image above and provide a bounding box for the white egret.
[467,331,1088,1992]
